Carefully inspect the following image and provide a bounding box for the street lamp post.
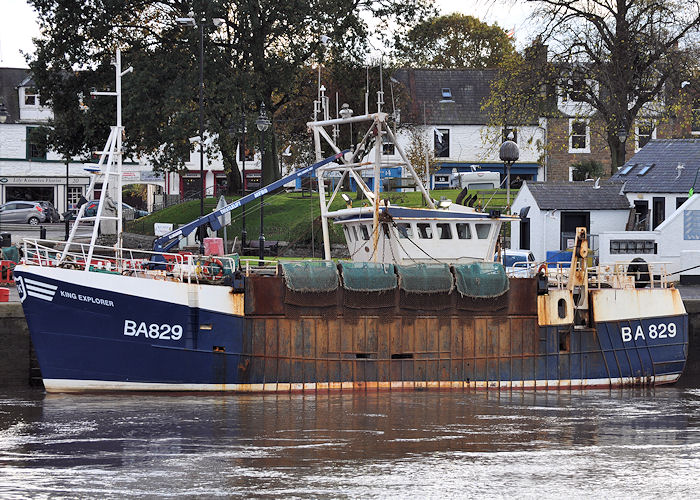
[499,139,519,213]
[255,102,271,266]
[176,13,223,251]
[240,106,247,251]
[0,100,7,230]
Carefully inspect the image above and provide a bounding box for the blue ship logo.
[16,276,26,303]
[17,276,57,303]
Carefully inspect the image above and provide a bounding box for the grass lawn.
[126,188,517,246]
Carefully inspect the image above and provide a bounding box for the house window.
[692,100,700,135]
[382,140,395,156]
[26,127,47,160]
[215,174,227,196]
[569,119,589,153]
[24,87,40,106]
[610,240,656,254]
[434,129,449,158]
[502,127,517,143]
[67,187,82,210]
[635,122,655,151]
[567,79,586,102]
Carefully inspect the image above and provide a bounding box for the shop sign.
[0,176,88,184]
[141,171,164,182]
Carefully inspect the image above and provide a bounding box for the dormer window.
[441,88,452,99]
[562,78,587,103]
[24,87,40,106]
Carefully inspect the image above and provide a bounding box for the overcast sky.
[0,0,534,68]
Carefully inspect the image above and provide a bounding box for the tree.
[570,159,603,181]
[404,126,439,186]
[393,13,515,69]
[28,0,434,194]
[482,41,554,157]
[529,0,700,173]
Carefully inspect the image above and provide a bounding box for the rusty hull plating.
[234,274,687,392]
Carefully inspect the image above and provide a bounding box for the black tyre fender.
[627,257,650,288]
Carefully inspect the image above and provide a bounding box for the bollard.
[39,226,47,240]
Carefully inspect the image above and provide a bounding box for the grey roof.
[0,68,31,124]
[525,181,631,210]
[393,68,519,126]
[611,139,700,194]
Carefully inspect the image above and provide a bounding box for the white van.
[449,170,501,190]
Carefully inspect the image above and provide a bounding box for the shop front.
[0,175,89,211]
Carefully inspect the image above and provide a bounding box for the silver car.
[0,201,48,225]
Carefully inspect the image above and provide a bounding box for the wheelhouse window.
[417,223,433,239]
[360,225,370,240]
[437,223,452,239]
[475,223,491,239]
[434,129,449,158]
[456,223,472,239]
[397,223,413,239]
[352,226,359,241]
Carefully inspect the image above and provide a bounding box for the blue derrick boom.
[152,150,348,254]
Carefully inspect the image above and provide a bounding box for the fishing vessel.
[13,51,688,392]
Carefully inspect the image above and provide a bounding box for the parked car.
[38,201,61,222]
[123,203,149,219]
[83,200,147,220]
[0,201,48,225]
[496,250,537,277]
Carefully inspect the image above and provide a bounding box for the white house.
[0,68,252,213]
[597,194,700,281]
[389,68,546,188]
[510,181,632,262]
[610,139,699,230]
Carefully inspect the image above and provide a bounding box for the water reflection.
[0,388,699,498]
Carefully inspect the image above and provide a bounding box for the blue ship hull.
[14,266,688,392]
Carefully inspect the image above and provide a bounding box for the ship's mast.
[308,64,435,261]
[60,48,133,267]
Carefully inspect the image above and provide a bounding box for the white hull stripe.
[26,290,54,301]
[24,277,58,291]
[43,374,681,393]
[23,277,58,301]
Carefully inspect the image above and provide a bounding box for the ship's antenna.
[377,58,384,114]
[365,66,369,115]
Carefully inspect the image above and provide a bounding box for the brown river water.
[0,387,699,498]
